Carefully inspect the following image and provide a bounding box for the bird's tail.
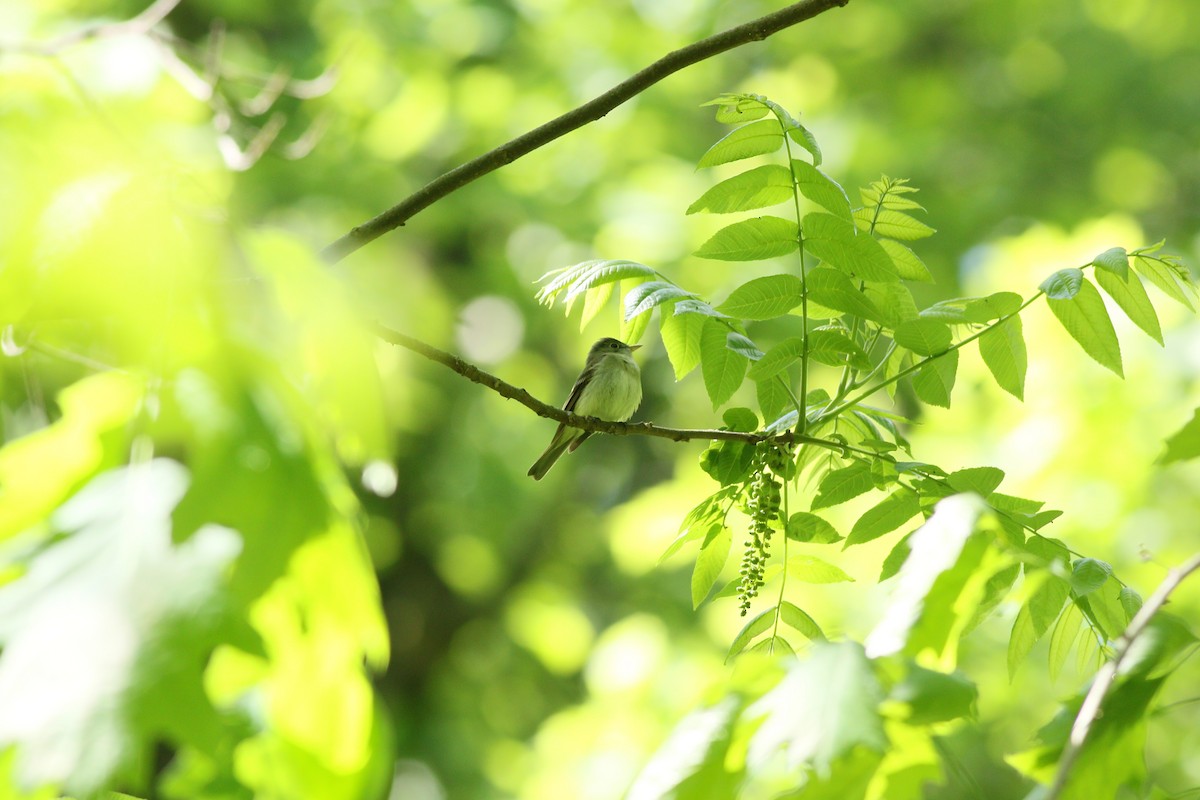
[527,441,570,480]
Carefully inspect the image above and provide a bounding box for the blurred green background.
[2,0,1199,798]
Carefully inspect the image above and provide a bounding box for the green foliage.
[537,93,1199,799]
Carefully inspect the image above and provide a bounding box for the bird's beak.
[629,344,643,351]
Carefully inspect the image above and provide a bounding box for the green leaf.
[853,208,935,240]
[659,494,726,563]
[579,280,613,330]
[893,319,952,356]
[756,377,793,425]
[0,462,240,795]
[805,268,887,323]
[1008,575,1070,679]
[725,332,763,361]
[890,665,978,725]
[1119,586,1143,618]
[786,512,843,544]
[703,92,771,123]
[789,555,855,583]
[716,274,804,319]
[803,213,899,282]
[536,259,656,305]
[1091,246,1129,279]
[746,642,885,772]
[659,305,706,380]
[879,239,933,282]
[700,319,748,409]
[723,407,759,432]
[845,487,921,547]
[688,164,794,214]
[911,350,958,408]
[785,122,823,166]
[697,119,784,168]
[1133,255,1194,310]
[811,462,873,510]
[1159,407,1200,465]
[864,282,920,327]
[726,608,775,661]
[779,601,825,640]
[1076,576,1129,639]
[624,281,695,320]
[879,532,914,581]
[692,526,731,608]
[978,315,1028,400]
[625,698,740,800]
[699,441,755,486]
[919,292,1023,323]
[1048,602,1085,682]
[1069,558,1112,597]
[807,329,871,371]
[747,337,804,381]
[1045,277,1123,377]
[695,216,799,261]
[865,494,991,662]
[947,467,1004,497]
[621,277,654,344]
[673,298,731,319]
[1094,266,1163,345]
[792,160,852,221]
[1039,267,1084,300]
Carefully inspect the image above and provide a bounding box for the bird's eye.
[610,342,619,349]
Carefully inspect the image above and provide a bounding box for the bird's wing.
[562,362,598,413]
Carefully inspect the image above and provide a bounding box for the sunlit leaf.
[659,304,707,380]
[1090,246,1129,279]
[853,208,935,241]
[845,488,921,547]
[805,268,887,323]
[696,120,784,169]
[786,512,843,544]
[978,315,1028,400]
[803,213,899,282]
[893,319,951,356]
[811,462,874,510]
[788,555,854,584]
[911,350,958,408]
[746,642,885,772]
[878,239,933,283]
[1133,255,1194,310]
[1094,267,1163,345]
[687,165,794,214]
[700,319,749,409]
[695,216,799,261]
[692,526,731,608]
[716,274,804,319]
[792,160,852,221]
[1158,407,1200,464]
[1044,277,1123,377]
[779,601,825,640]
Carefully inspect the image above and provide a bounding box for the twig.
[1045,551,1200,800]
[1,0,182,56]
[370,321,849,452]
[321,0,850,264]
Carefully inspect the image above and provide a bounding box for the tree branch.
[1045,551,1200,800]
[370,321,849,452]
[2,0,182,56]
[322,0,850,263]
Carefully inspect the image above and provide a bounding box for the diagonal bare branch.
[322,0,850,263]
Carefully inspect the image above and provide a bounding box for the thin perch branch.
[1045,551,1200,800]
[370,321,848,452]
[322,0,850,263]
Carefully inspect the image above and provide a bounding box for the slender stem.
[770,466,792,649]
[815,292,1044,423]
[321,0,851,263]
[1045,552,1200,800]
[784,139,812,436]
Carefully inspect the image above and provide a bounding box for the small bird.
[528,337,643,480]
